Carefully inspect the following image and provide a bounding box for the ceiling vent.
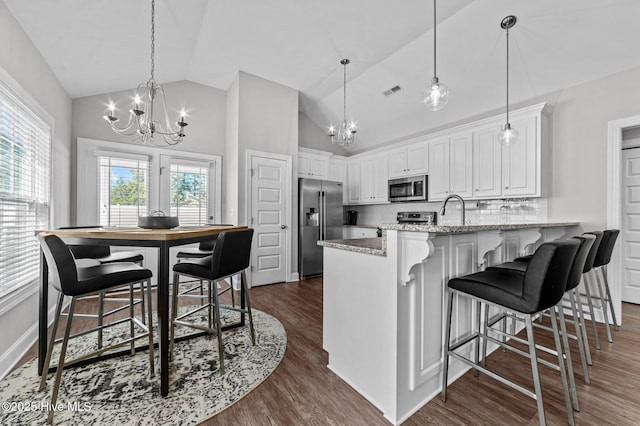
[383,85,402,97]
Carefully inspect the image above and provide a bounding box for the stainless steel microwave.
[388,175,428,202]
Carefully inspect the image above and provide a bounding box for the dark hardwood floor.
[16,278,640,425]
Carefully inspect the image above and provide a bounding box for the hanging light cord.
[150,0,155,82]
[505,24,510,125]
[433,0,437,78]
[343,62,347,122]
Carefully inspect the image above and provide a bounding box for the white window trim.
[0,64,54,311]
[76,138,222,226]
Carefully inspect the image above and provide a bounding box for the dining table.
[37,225,248,397]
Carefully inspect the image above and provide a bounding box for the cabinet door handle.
[475,189,479,191]
[504,186,509,189]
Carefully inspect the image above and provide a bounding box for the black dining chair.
[60,226,148,348]
[38,234,155,424]
[175,238,216,305]
[170,228,255,374]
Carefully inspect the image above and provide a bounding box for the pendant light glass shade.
[422,0,449,111]
[499,15,518,145]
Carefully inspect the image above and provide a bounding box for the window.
[163,158,212,226]
[97,154,150,227]
[0,70,51,299]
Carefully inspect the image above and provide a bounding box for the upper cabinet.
[388,142,429,179]
[298,148,331,179]
[502,115,538,197]
[346,160,361,204]
[472,126,502,198]
[328,155,348,203]
[360,153,389,203]
[428,132,473,201]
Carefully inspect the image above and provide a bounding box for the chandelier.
[328,59,357,147]
[498,15,518,145]
[422,0,449,111]
[103,0,188,146]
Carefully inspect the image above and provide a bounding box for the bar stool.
[38,234,155,424]
[488,234,596,394]
[175,239,216,305]
[442,239,580,426]
[170,229,255,374]
[586,229,620,339]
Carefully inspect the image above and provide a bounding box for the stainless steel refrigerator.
[299,178,343,278]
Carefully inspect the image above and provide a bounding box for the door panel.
[251,155,288,286]
[622,148,640,303]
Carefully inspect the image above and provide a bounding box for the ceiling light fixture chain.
[422,0,449,111]
[328,58,357,147]
[498,15,518,145]
[102,0,188,146]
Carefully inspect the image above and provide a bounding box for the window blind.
[97,155,150,227]
[169,163,209,226]
[0,90,51,299]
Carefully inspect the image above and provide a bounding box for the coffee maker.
[345,210,358,225]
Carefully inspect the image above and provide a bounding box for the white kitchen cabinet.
[472,126,502,198]
[359,153,389,203]
[343,226,378,239]
[347,160,361,204]
[388,142,429,179]
[428,133,472,201]
[503,115,538,197]
[298,149,330,179]
[328,155,348,203]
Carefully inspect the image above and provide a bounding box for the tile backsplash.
[344,198,547,226]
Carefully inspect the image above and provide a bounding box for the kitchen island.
[318,222,578,425]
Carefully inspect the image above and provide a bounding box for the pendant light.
[328,59,357,147]
[422,0,449,111]
[498,15,518,145]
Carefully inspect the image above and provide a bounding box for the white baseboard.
[0,302,58,380]
[287,272,299,282]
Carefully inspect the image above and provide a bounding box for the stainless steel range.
[396,211,438,225]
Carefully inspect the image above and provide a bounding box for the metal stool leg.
[129,283,136,355]
[573,288,592,365]
[583,275,601,349]
[98,291,104,349]
[549,307,575,425]
[556,304,579,411]
[474,299,481,378]
[241,271,256,345]
[525,315,547,426]
[593,269,613,343]
[568,290,590,383]
[601,266,619,330]
[441,289,454,401]
[169,272,180,359]
[211,279,225,373]
[39,293,65,390]
[145,279,155,376]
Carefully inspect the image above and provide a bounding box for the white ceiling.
[5,0,640,152]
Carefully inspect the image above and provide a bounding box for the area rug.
[0,306,287,425]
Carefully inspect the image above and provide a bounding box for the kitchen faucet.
[439,194,466,226]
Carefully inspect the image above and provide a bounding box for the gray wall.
[0,0,72,375]
[547,66,640,230]
[299,111,350,156]
[71,80,227,223]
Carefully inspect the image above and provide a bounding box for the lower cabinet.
[343,227,378,239]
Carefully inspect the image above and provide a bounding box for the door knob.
[281,225,287,229]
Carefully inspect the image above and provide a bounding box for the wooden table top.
[37,225,248,241]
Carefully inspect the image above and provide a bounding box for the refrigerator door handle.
[322,191,326,240]
[318,191,323,240]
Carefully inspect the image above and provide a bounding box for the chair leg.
[592,269,613,343]
[482,304,490,364]
[211,279,225,374]
[601,266,619,330]
[573,288,592,365]
[241,271,256,345]
[549,306,575,425]
[46,297,76,425]
[230,276,236,308]
[129,283,135,355]
[139,282,146,325]
[146,279,155,377]
[569,290,590,383]
[208,281,213,330]
[473,300,481,377]
[39,293,65,390]
[583,275,601,350]
[169,272,180,360]
[98,291,104,349]
[524,315,546,426]
[441,289,454,401]
[556,304,579,411]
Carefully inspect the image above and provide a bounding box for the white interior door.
[622,147,640,303]
[249,153,288,286]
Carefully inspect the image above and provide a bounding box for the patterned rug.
[0,306,287,425]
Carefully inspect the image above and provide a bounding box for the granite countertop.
[379,222,579,234]
[318,237,386,256]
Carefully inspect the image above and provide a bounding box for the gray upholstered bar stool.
[38,234,155,424]
[170,229,255,374]
[442,239,580,426]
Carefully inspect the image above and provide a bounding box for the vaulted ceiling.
[5,0,640,151]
